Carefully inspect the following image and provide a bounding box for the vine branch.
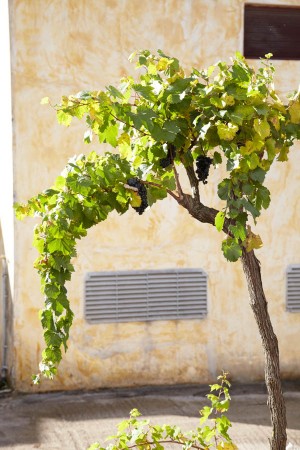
[172,163,184,200]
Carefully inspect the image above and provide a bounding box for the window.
[244,4,300,60]
[84,269,207,323]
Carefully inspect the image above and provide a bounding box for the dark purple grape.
[195,155,213,184]
[127,178,148,215]
[159,145,176,168]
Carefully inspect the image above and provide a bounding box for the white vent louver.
[84,269,207,323]
[286,265,300,312]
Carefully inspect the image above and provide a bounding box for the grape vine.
[15,50,300,379]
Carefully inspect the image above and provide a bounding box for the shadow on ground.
[0,381,300,449]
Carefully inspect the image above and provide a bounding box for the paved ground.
[0,382,300,450]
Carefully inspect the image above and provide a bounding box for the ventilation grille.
[84,269,207,324]
[286,265,300,312]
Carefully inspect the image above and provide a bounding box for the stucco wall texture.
[9,0,300,391]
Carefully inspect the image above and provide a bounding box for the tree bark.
[241,249,287,450]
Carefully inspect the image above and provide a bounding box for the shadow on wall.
[0,223,14,390]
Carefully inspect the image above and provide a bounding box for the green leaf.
[210,96,226,109]
[218,179,231,200]
[47,238,74,255]
[221,238,242,262]
[230,105,254,125]
[100,123,119,147]
[106,85,124,99]
[40,310,55,330]
[289,101,300,124]
[253,118,270,139]
[249,167,266,183]
[164,77,192,95]
[130,408,142,418]
[226,84,248,100]
[57,110,72,126]
[164,120,181,139]
[87,444,102,450]
[215,211,225,232]
[256,185,271,210]
[266,138,277,161]
[248,153,260,170]
[217,122,239,141]
[161,172,176,190]
[44,330,63,347]
[130,191,142,207]
[254,103,269,116]
[54,176,66,190]
[229,221,246,241]
[43,346,62,363]
[32,374,41,385]
[277,145,290,162]
[241,182,254,195]
[133,84,155,101]
[33,232,45,253]
[232,61,251,82]
[213,151,222,165]
[75,91,92,100]
[147,186,167,206]
[150,120,181,143]
[241,198,260,218]
[14,202,34,220]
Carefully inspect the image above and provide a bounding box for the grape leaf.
[215,211,225,232]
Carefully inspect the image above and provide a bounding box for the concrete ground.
[0,382,300,450]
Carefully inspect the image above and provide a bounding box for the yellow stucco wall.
[9,0,300,392]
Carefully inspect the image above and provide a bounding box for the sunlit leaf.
[289,101,300,124]
[217,122,239,141]
[57,110,72,126]
[215,211,225,232]
[253,118,270,139]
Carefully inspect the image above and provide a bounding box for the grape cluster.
[160,145,176,168]
[195,155,213,184]
[127,178,148,215]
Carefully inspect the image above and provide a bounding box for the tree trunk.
[241,248,287,450]
[178,192,287,449]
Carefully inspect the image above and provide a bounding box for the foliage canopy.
[15,50,300,380]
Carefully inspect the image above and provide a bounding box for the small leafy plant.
[88,373,237,450]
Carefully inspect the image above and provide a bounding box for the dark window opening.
[244,4,300,60]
